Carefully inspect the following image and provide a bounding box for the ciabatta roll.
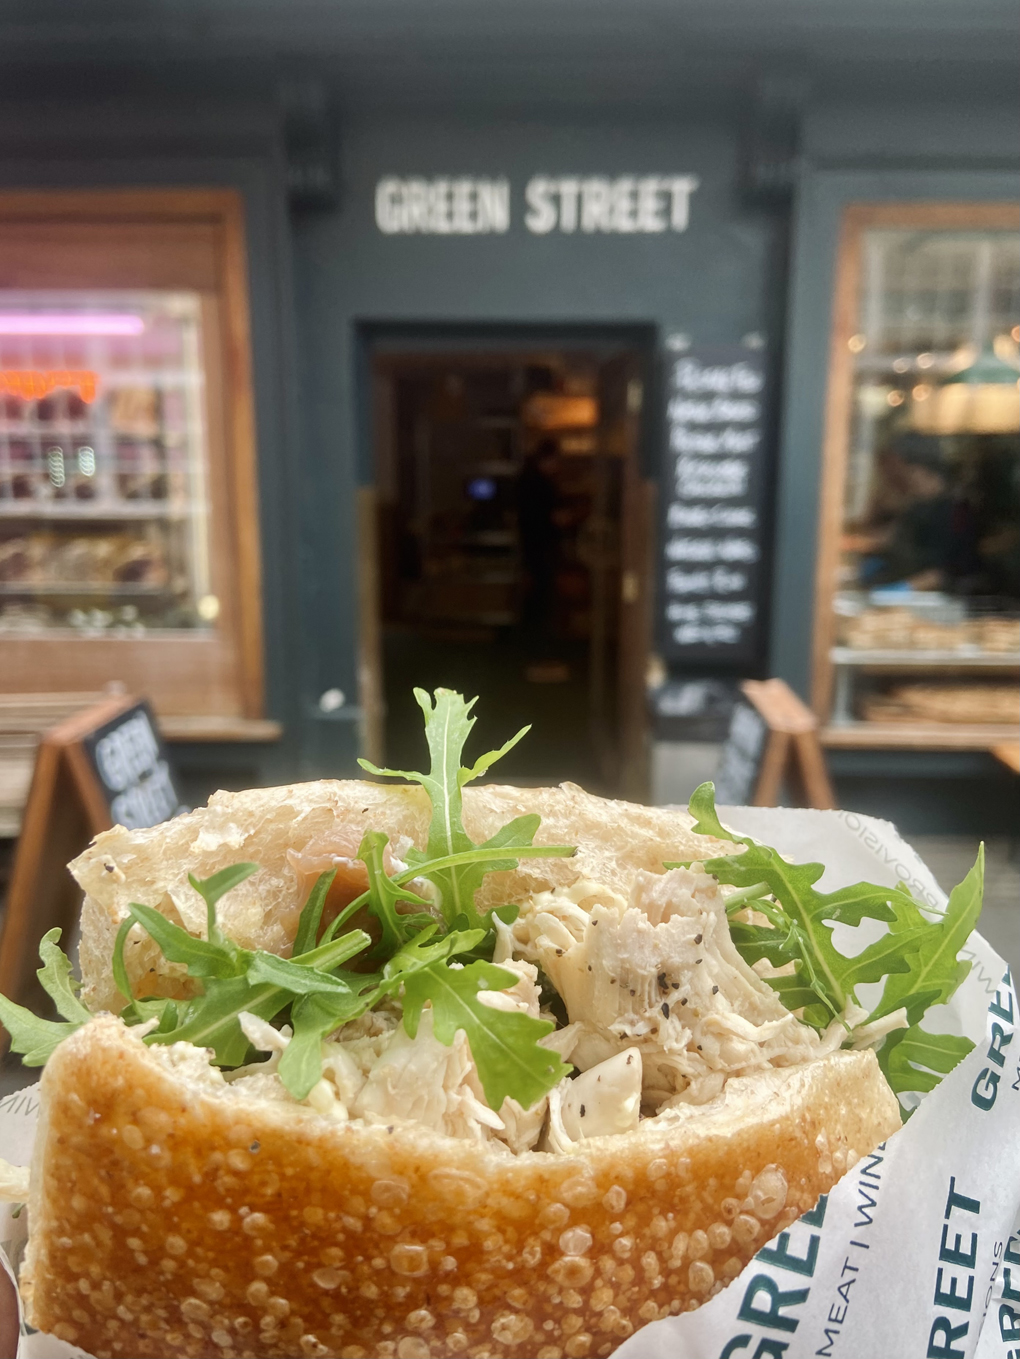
[17,778,901,1359]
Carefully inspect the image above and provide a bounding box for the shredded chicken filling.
[230,862,852,1153]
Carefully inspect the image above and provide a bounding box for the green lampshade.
[912,342,1019,434]
[944,343,1019,387]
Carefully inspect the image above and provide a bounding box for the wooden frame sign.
[715,678,837,810]
[0,696,186,1033]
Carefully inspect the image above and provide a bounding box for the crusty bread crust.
[72,780,737,1014]
[23,1018,901,1359]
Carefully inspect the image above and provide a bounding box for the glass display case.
[0,191,267,731]
[0,290,215,636]
[814,204,1020,747]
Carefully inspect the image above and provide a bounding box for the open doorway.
[360,331,655,798]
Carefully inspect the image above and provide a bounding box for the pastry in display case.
[815,208,1020,743]
[862,681,1020,726]
[0,291,216,637]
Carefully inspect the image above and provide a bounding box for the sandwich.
[0,689,982,1359]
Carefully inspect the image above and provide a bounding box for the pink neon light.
[0,314,145,336]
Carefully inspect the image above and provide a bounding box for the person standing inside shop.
[518,438,561,639]
[860,437,977,590]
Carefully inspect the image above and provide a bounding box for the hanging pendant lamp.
[912,341,1020,434]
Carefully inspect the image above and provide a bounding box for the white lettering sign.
[523,175,698,234]
[672,357,764,395]
[665,566,749,596]
[372,174,700,236]
[669,425,760,455]
[375,177,510,234]
[94,713,160,793]
[110,760,180,831]
[674,456,750,500]
[667,396,760,425]
[666,503,758,530]
[659,348,767,658]
[664,535,760,564]
[672,621,742,645]
[666,600,756,624]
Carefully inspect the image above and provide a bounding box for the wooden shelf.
[0,502,194,520]
[2,694,281,745]
[0,582,174,596]
[821,722,1020,751]
[830,647,1020,668]
[159,715,282,743]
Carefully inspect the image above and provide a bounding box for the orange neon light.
[0,370,99,403]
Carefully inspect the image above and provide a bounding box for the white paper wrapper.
[1,806,1017,1359]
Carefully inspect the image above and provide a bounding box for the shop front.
[0,69,1016,836]
[293,117,786,802]
[773,132,1020,830]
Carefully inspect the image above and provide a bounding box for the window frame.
[0,188,266,728]
[811,200,1020,744]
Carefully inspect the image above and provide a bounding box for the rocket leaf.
[278,991,374,1100]
[245,938,370,995]
[0,999,77,1067]
[0,928,90,1064]
[292,867,337,957]
[683,782,983,1112]
[188,862,260,942]
[877,1025,975,1098]
[37,928,91,1024]
[867,847,984,1026]
[682,782,925,1026]
[358,829,436,952]
[359,687,539,927]
[401,958,571,1111]
[153,977,286,1067]
[122,898,248,979]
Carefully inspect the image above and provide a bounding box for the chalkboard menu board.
[0,694,188,1033]
[81,701,188,830]
[658,345,768,665]
[714,699,769,805]
[711,678,837,811]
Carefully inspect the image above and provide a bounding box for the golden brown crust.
[24,1018,901,1359]
[72,780,736,1014]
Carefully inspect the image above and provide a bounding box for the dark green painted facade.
[0,2,1016,830]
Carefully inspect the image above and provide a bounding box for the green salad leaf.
[358,828,437,953]
[401,958,571,1111]
[878,1025,976,1098]
[0,928,89,1065]
[869,848,984,1026]
[290,866,337,957]
[360,688,537,928]
[106,870,374,1068]
[279,991,370,1099]
[189,863,261,942]
[37,928,91,1025]
[678,782,981,1109]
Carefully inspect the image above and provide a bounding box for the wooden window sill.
[821,722,1020,751]
[159,716,282,743]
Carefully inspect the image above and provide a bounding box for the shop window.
[0,192,267,733]
[815,204,1020,747]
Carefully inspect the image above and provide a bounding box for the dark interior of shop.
[371,342,647,792]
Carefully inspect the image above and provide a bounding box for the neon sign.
[0,370,99,403]
[0,313,143,336]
